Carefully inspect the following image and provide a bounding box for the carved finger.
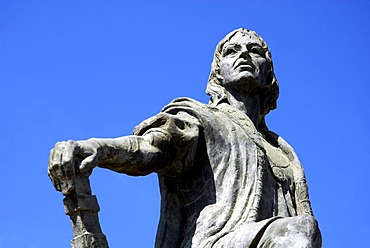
[79,152,98,177]
[48,142,76,195]
[48,147,55,172]
[48,147,64,192]
[61,140,77,179]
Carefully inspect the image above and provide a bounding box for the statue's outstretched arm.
[48,131,171,194]
[48,111,200,193]
[94,131,173,175]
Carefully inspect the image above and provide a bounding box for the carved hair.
[206,28,279,119]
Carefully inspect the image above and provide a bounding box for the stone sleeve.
[95,111,200,177]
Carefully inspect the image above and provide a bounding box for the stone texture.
[48,28,321,247]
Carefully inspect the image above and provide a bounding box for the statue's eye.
[224,47,237,56]
[249,46,263,56]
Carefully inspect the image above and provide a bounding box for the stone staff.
[48,143,108,248]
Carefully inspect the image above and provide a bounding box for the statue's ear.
[215,70,223,82]
[266,69,274,86]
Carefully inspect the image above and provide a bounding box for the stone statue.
[48,28,322,248]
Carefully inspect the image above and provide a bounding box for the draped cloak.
[133,97,313,248]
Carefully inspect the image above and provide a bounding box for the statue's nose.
[239,47,250,59]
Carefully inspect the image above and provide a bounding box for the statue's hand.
[48,140,100,195]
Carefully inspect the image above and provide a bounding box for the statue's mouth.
[235,59,254,70]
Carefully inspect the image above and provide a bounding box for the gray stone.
[48,28,322,247]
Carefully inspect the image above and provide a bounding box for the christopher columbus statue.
[48,28,322,248]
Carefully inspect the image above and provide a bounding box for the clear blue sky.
[1,1,369,247]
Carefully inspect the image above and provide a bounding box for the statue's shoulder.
[134,98,207,136]
[161,97,209,113]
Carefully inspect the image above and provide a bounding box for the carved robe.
[133,97,313,248]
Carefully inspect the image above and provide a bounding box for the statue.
[48,28,322,248]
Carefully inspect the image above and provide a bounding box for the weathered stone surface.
[48,28,321,247]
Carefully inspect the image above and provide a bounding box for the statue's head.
[206,28,279,117]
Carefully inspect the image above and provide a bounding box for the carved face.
[219,32,269,92]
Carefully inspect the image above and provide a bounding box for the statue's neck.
[225,88,261,128]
